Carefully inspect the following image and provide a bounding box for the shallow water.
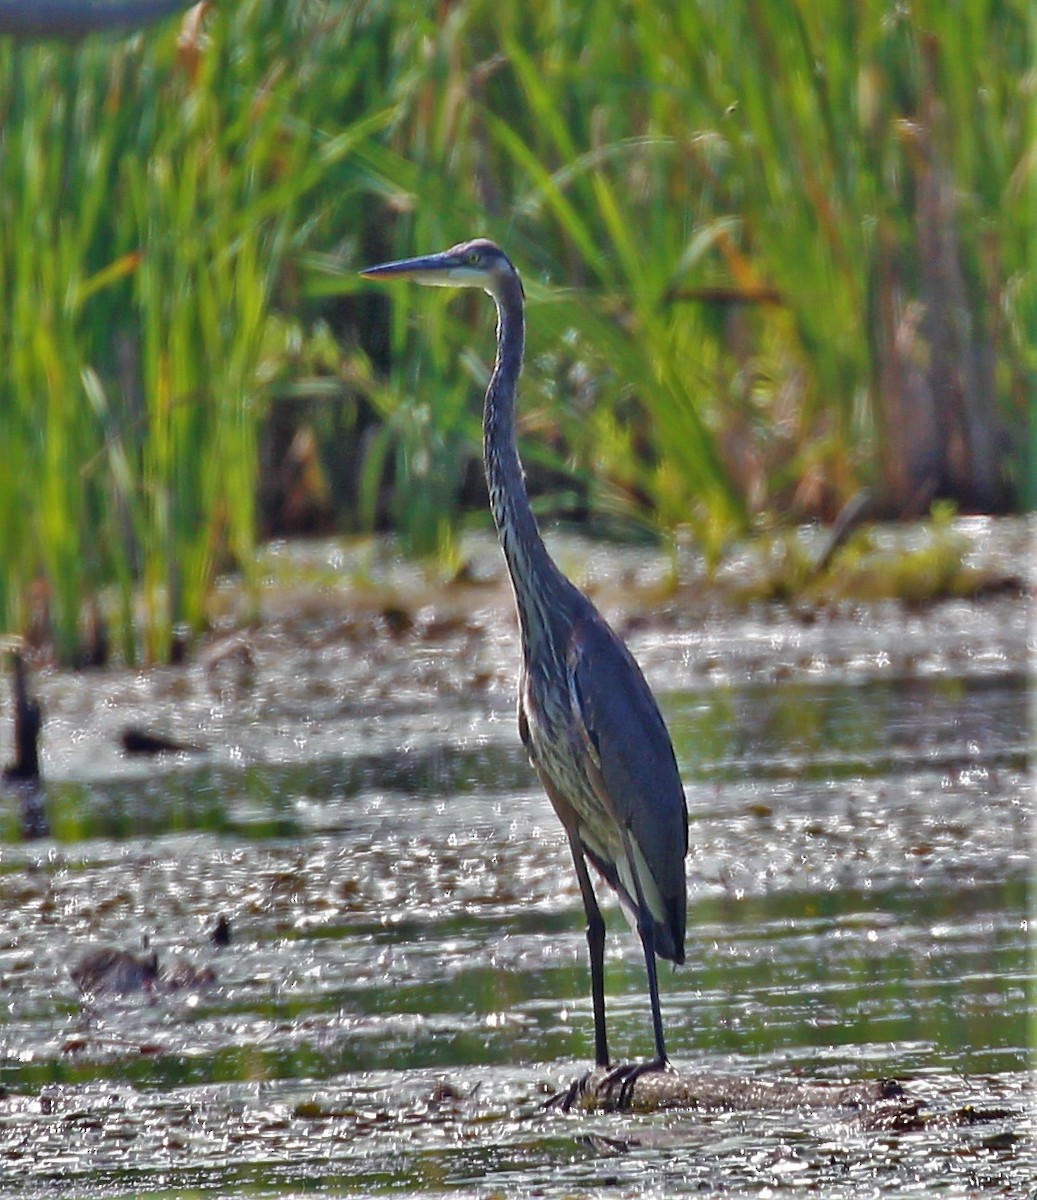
[0,522,1033,1197]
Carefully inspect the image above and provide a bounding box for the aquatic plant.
[0,1,1029,661]
[348,1,1030,552]
[0,3,382,662]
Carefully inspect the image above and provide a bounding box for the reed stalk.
[0,1,1028,661]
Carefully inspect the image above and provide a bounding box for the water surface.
[0,521,1032,1197]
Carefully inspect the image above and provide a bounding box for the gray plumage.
[362,238,688,1087]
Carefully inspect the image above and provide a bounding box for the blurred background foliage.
[0,0,1031,664]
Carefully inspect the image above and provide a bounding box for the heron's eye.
[466,251,481,266]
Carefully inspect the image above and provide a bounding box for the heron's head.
[360,238,523,299]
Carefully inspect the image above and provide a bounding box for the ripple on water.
[0,528,1031,1197]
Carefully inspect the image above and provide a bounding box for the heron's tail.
[585,846,686,965]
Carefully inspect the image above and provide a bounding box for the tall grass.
[346,1,1030,553]
[0,2,1030,662]
[0,4,387,662]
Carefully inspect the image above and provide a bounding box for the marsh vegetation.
[0,1,1029,663]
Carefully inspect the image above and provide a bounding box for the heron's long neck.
[484,279,568,652]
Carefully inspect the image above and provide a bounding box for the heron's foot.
[598,1056,674,1111]
[543,1068,599,1113]
[544,1058,675,1113]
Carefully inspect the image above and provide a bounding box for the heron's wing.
[569,611,688,953]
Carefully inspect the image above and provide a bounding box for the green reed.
[342,0,1030,557]
[0,3,383,662]
[0,2,1029,663]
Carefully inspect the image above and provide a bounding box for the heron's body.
[362,239,688,1103]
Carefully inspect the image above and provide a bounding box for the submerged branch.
[559,1068,1010,1131]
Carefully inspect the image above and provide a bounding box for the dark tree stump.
[3,651,41,782]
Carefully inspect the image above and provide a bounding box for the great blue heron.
[361,239,688,1109]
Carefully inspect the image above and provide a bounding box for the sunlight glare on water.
[0,523,1032,1197]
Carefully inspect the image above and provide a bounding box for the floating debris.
[119,727,205,756]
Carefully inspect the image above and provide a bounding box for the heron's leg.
[543,835,611,1112]
[638,910,668,1065]
[620,825,669,1065]
[599,828,674,1110]
[566,831,610,1069]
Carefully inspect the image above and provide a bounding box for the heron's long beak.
[360,251,464,288]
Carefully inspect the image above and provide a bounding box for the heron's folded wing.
[569,615,688,917]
